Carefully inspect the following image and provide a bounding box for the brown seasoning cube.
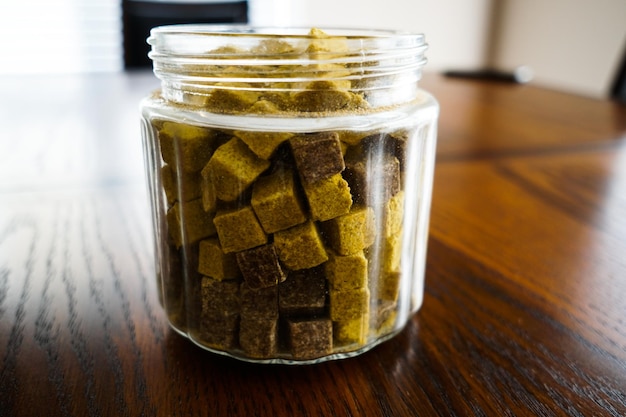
[200,277,240,318]
[236,244,285,289]
[343,154,400,206]
[278,268,327,316]
[239,318,278,358]
[289,132,345,184]
[287,318,333,360]
[240,282,279,320]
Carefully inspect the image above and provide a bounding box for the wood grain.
[1,72,626,416]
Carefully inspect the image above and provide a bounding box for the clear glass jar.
[140,25,438,364]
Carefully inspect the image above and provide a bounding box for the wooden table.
[1,71,625,416]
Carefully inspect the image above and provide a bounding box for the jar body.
[140,25,438,363]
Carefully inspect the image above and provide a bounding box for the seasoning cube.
[161,164,202,205]
[329,287,370,321]
[234,130,293,160]
[274,221,328,270]
[158,121,216,172]
[167,198,217,248]
[198,238,240,280]
[239,317,278,359]
[362,131,408,172]
[203,83,260,113]
[251,170,307,234]
[333,315,369,346]
[384,190,404,237]
[213,206,267,253]
[236,244,285,289]
[302,174,352,222]
[287,318,333,360]
[240,282,279,320]
[201,277,240,318]
[199,315,240,350]
[279,268,327,316]
[344,154,400,206]
[203,137,271,202]
[378,270,402,303]
[321,207,375,255]
[380,232,403,273]
[325,252,368,291]
[289,132,345,184]
[200,170,217,213]
[371,300,398,333]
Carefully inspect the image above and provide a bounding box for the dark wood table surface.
[1,71,625,417]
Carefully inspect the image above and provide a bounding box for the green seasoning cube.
[274,221,328,270]
[203,137,271,202]
[287,318,333,360]
[378,270,402,303]
[329,287,370,321]
[251,170,307,234]
[302,174,352,222]
[167,198,217,248]
[380,232,403,273]
[321,207,375,255]
[234,130,293,160]
[158,121,216,173]
[325,252,368,291]
[198,238,240,280]
[213,206,267,253]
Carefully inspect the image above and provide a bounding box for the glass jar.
[140,25,438,364]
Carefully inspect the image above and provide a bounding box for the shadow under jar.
[140,25,438,364]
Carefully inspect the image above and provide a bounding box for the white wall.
[491,0,626,98]
[249,0,495,72]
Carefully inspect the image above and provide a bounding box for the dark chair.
[610,42,626,103]
[122,0,248,68]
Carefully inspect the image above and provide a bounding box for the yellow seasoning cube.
[213,206,267,253]
[321,207,375,255]
[302,174,352,221]
[329,287,370,321]
[204,82,260,113]
[378,270,402,303]
[333,314,369,346]
[203,137,271,202]
[251,170,307,234]
[161,164,202,205]
[198,238,240,280]
[234,130,293,160]
[325,252,368,291]
[274,221,328,270]
[381,231,403,273]
[158,122,216,173]
[384,190,404,237]
[167,198,217,248]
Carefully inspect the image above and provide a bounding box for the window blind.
[0,0,123,74]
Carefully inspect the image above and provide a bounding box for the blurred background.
[1,0,625,99]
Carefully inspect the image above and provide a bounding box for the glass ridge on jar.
[140,25,438,364]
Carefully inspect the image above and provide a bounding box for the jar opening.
[147,25,428,115]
